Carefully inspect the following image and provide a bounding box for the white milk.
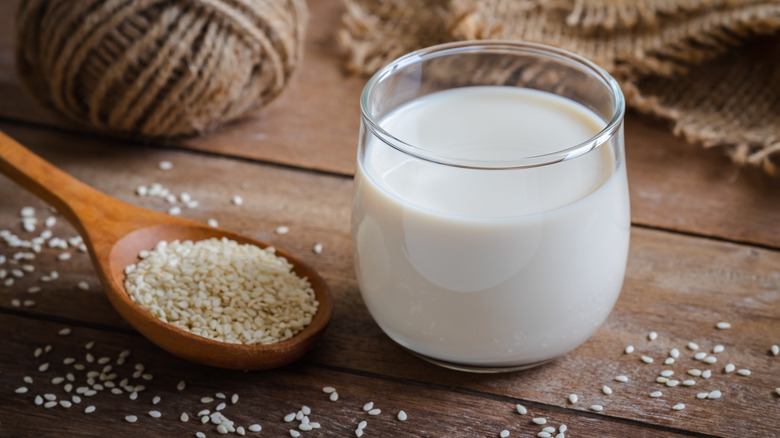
[352,86,630,368]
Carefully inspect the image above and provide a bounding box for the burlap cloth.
[338,0,780,175]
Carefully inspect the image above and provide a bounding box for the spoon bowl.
[0,130,333,370]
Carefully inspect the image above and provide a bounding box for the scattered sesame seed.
[59,400,72,408]
[696,392,708,399]
[537,433,551,438]
[694,352,707,360]
[648,331,658,341]
[232,195,243,206]
[707,390,722,399]
[702,370,712,379]
[614,375,628,383]
[657,377,669,384]
[568,394,578,404]
[602,385,613,395]
[14,386,28,394]
[660,370,674,377]
[248,424,262,432]
[712,344,724,354]
[201,397,214,403]
[771,345,779,356]
[23,376,33,384]
[724,363,735,373]
[207,218,219,228]
[290,430,301,437]
[542,427,556,433]
[715,322,731,330]
[666,380,680,387]
[516,404,527,414]
[650,391,663,398]
[152,396,161,405]
[77,281,90,291]
[217,424,229,434]
[499,430,510,438]
[737,369,751,376]
[196,433,206,438]
[559,425,567,433]
[664,358,675,365]
[625,345,634,354]
[44,401,57,408]
[149,410,162,418]
[398,410,408,421]
[322,386,335,393]
[687,342,699,351]
[355,429,364,438]
[38,363,50,372]
[231,393,239,404]
[168,206,181,216]
[284,413,296,422]
[313,243,323,254]
[363,402,374,411]
[682,380,696,386]
[58,327,71,336]
[125,415,138,423]
[368,408,381,416]
[672,403,685,411]
[589,405,604,412]
[775,388,780,397]
[688,369,702,377]
[275,225,290,235]
[177,380,186,391]
[34,395,43,405]
[329,392,339,401]
[532,418,547,425]
[641,355,654,364]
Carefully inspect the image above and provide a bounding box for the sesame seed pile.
[124,238,319,345]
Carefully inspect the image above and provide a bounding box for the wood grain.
[0,123,777,436]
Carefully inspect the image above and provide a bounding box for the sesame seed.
[77,281,90,291]
[329,392,339,401]
[231,393,239,404]
[196,433,206,438]
[624,345,634,354]
[232,195,243,206]
[216,402,226,411]
[682,380,696,386]
[368,408,381,416]
[641,355,654,364]
[355,429,363,438]
[34,395,43,405]
[23,376,33,384]
[737,369,751,376]
[775,388,780,397]
[44,401,57,408]
[664,358,675,365]
[198,410,210,417]
[649,391,663,398]
[322,386,336,393]
[290,430,301,437]
[657,377,669,384]
[149,410,162,418]
[771,345,779,356]
[568,394,578,404]
[660,370,674,377]
[38,362,50,372]
[177,380,186,391]
[158,161,173,170]
[248,424,262,432]
[696,392,708,399]
[14,386,28,394]
[666,380,680,387]
[542,427,556,433]
[589,405,603,412]
[715,322,731,330]
[702,370,712,379]
[516,404,527,414]
[363,402,374,411]
[708,390,722,399]
[275,225,290,235]
[499,430,510,438]
[125,415,138,423]
[688,369,702,377]
[237,427,246,435]
[724,363,735,373]
[614,375,628,383]
[168,206,181,216]
[648,331,658,341]
[602,385,613,395]
[559,425,567,433]
[672,403,685,411]
[532,418,547,425]
[59,400,72,408]
[201,397,214,403]
[712,344,724,354]
[152,396,161,405]
[694,352,707,360]
[398,410,408,421]
[687,342,699,351]
[217,424,229,434]
[313,243,323,254]
[284,413,296,422]
[537,433,551,438]
[207,218,219,228]
[58,327,71,336]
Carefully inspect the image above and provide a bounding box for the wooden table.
[1,1,778,437]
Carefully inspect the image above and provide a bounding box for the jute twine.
[339,0,780,175]
[16,0,308,138]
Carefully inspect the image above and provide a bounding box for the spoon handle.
[0,130,155,245]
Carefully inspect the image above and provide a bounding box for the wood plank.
[1,124,778,435]
[1,1,778,248]
[0,313,696,437]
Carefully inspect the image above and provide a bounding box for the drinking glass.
[352,41,630,372]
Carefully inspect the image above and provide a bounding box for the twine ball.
[15,0,308,137]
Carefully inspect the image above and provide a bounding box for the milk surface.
[353,86,630,367]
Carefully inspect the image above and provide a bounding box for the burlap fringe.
[339,0,780,175]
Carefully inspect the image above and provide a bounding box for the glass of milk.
[352,41,630,372]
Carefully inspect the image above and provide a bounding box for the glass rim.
[359,40,626,170]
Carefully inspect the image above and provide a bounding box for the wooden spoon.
[0,130,333,370]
